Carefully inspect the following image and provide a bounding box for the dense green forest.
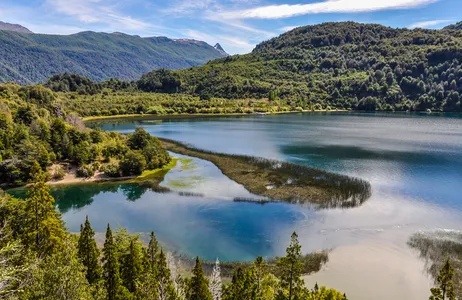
[0,83,170,186]
[135,22,462,112]
[0,29,226,84]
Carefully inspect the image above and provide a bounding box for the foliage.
[188,257,213,300]
[158,22,462,112]
[0,84,171,186]
[78,216,102,285]
[430,258,456,300]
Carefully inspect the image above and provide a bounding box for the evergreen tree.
[23,162,65,257]
[188,257,212,300]
[147,231,159,273]
[430,258,456,300]
[277,232,305,300]
[156,249,177,300]
[121,240,141,293]
[223,267,253,300]
[102,224,123,300]
[77,215,101,285]
[208,258,222,300]
[24,238,93,300]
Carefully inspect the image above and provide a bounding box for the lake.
[16,112,462,299]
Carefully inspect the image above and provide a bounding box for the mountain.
[444,21,462,30]
[213,43,228,56]
[143,21,462,112]
[0,30,227,84]
[0,21,32,33]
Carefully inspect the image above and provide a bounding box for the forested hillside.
[0,30,227,84]
[141,22,462,112]
[0,83,170,186]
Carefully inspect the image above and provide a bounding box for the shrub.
[101,162,120,177]
[76,165,95,178]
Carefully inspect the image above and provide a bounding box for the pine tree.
[252,256,266,299]
[147,231,159,273]
[102,224,123,300]
[23,162,65,257]
[429,258,456,300]
[188,257,213,300]
[277,232,305,300]
[208,258,222,300]
[223,267,253,300]
[77,215,101,285]
[121,240,141,293]
[156,249,177,300]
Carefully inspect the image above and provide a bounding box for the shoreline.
[82,109,347,122]
[81,109,458,122]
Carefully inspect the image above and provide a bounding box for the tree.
[188,257,213,300]
[121,240,142,293]
[119,150,146,176]
[102,224,124,300]
[24,237,93,300]
[429,258,456,300]
[77,215,101,285]
[146,231,159,273]
[209,258,222,300]
[23,163,66,257]
[277,232,305,300]
[128,128,152,150]
[223,267,253,300]
[156,249,177,300]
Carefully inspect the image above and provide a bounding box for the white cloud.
[217,0,440,19]
[184,29,256,54]
[409,19,453,29]
[46,0,150,30]
[280,25,299,32]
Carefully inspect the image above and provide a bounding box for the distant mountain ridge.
[0,21,32,33]
[0,26,227,84]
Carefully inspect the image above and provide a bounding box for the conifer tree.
[121,240,141,293]
[430,258,456,300]
[102,224,123,300]
[23,161,65,257]
[223,267,253,299]
[156,249,177,300]
[209,258,222,300]
[188,257,213,300]
[277,232,305,300]
[147,231,159,273]
[77,215,101,285]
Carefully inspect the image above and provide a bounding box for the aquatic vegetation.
[408,230,462,298]
[159,138,372,208]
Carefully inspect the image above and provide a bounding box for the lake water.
[16,112,462,299]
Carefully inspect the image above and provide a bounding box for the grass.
[408,230,462,298]
[134,158,178,180]
[159,138,372,208]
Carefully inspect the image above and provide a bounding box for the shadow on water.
[408,230,462,298]
[281,144,460,165]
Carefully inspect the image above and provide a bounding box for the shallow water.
[16,112,462,299]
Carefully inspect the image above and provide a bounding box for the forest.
[137,22,462,113]
[0,83,170,186]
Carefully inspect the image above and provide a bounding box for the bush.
[101,162,120,177]
[51,165,66,180]
[119,151,146,176]
[76,165,95,178]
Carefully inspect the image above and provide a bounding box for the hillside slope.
[0,30,227,84]
[154,21,462,112]
[0,21,32,33]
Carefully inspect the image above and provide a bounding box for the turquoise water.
[12,112,462,299]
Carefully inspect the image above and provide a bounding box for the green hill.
[146,21,462,112]
[0,30,227,84]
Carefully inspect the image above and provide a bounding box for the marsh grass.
[177,251,329,278]
[408,230,462,297]
[159,138,372,208]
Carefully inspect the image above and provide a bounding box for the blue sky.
[0,0,460,54]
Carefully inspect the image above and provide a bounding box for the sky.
[0,0,460,54]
